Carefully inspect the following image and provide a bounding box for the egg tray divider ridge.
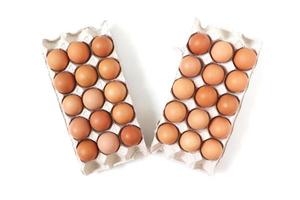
[150,19,261,174]
[42,22,148,175]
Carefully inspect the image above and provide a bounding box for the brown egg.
[76,139,98,162]
[119,125,142,147]
[187,33,211,55]
[179,56,202,78]
[67,42,90,64]
[112,103,135,125]
[164,101,187,123]
[82,88,104,110]
[187,109,210,129]
[104,81,127,103]
[202,63,225,85]
[62,95,83,116]
[47,49,69,71]
[89,110,112,132]
[200,138,223,160]
[156,123,179,145]
[68,117,91,140]
[233,48,257,70]
[97,132,120,155]
[75,65,98,87]
[91,36,114,57]
[209,116,232,139]
[53,71,76,94]
[217,94,240,116]
[210,41,234,63]
[194,86,218,107]
[172,78,195,100]
[179,131,202,152]
[225,70,249,93]
[98,58,121,80]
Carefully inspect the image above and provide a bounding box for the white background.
[0,0,299,199]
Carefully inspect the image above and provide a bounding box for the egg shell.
[69,117,91,140]
[67,42,91,64]
[187,108,210,130]
[164,100,187,123]
[89,110,112,132]
[200,139,223,160]
[233,48,257,70]
[179,55,202,78]
[53,71,76,94]
[119,125,143,147]
[210,41,234,63]
[98,58,121,80]
[225,70,249,93]
[194,85,218,107]
[62,94,83,116]
[91,35,114,57]
[172,77,195,100]
[75,65,98,88]
[156,123,179,145]
[97,132,120,155]
[179,131,202,152]
[217,94,240,116]
[82,88,105,110]
[187,32,211,55]
[47,49,69,71]
[111,102,135,125]
[104,81,128,103]
[202,63,226,86]
[76,139,99,162]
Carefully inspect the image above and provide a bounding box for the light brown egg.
[200,138,223,160]
[202,63,225,85]
[53,71,76,94]
[68,117,91,140]
[97,132,120,155]
[104,81,127,103]
[119,125,142,147]
[179,56,202,78]
[89,110,112,132]
[187,109,210,129]
[217,94,240,116]
[156,123,179,145]
[98,58,121,80]
[179,131,202,152]
[233,48,257,70]
[172,78,195,100]
[209,116,232,139]
[76,139,98,162]
[91,36,114,57]
[164,101,187,123]
[112,103,135,125]
[47,49,69,71]
[67,42,90,64]
[62,95,83,116]
[194,86,218,107]
[187,32,211,55]
[75,65,98,87]
[210,41,234,63]
[82,88,104,110]
[225,70,249,93]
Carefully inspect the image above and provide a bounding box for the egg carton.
[150,19,261,174]
[42,21,148,175]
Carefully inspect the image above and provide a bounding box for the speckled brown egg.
[53,71,76,94]
[202,63,225,85]
[225,70,249,93]
[67,42,90,64]
[98,58,121,80]
[75,65,98,87]
[209,116,232,139]
[187,109,210,130]
[217,94,240,116]
[68,117,91,140]
[97,132,120,155]
[82,88,104,110]
[194,86,218,107]
[233,48,257,70]
[120,125,142,147]
[200,138,223,160]
[91,36,114,57]
[187,33,211,55]
[210,41,234,63]
[112,103,135,125]
[76,139,98,162]
[164,101,187,123]
[156,123,179,145]
[172,78,195,100]
[62,94,83,116]
[179,55,202,78]
[47,49,69,71]
[89,110,112,132]
[179,131,202,152]
[104,81,127,103]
